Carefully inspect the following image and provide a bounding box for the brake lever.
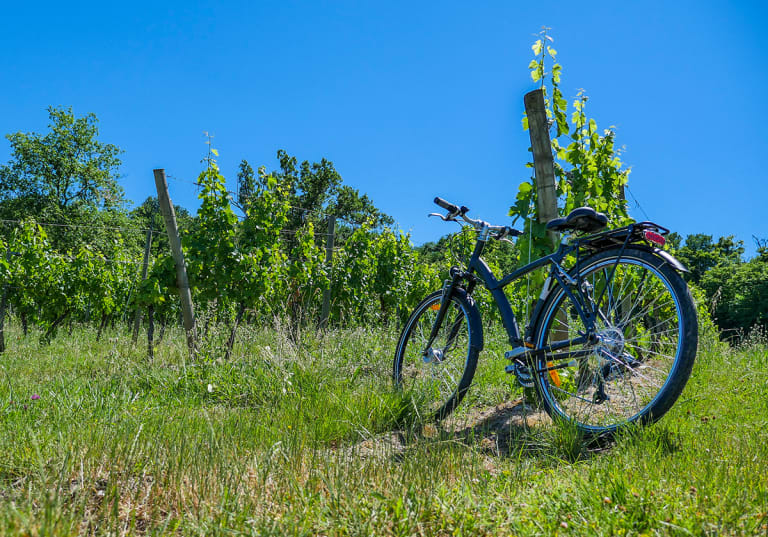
[428,212,455,222]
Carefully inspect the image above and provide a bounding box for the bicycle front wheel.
[534,247,698,437]
[393,289,483,421]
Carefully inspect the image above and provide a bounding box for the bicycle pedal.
[505,361,534,388]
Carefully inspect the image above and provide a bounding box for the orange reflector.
[430,303,441,311]
[643,230,666,247]
[547,362,562,387]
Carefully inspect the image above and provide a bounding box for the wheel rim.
[537,256,684,432]
[395,295,472,419]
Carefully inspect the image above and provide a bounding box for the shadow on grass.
[442,401,683,462]
[354,399,602,465]
[349,391,683,467]
[441,399,599,463]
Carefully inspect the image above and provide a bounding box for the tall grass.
[0,320,766,535]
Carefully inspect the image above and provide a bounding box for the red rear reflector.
[643,230,666,247]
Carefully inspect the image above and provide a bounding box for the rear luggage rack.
[575,221,671,251]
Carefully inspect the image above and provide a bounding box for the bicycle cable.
[447,219,466,268]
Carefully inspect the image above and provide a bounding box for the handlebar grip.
[434,197,459,213]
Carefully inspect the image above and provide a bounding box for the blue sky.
[1,1,766,257]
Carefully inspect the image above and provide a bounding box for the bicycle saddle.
[546,207,608,233]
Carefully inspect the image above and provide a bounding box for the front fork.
[422,267,470,356]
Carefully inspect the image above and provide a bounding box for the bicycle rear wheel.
[393,289,483,421]
[533,247,698,437]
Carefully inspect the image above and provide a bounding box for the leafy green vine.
[511,28,632,266]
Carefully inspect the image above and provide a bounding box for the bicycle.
[393,197,698,438]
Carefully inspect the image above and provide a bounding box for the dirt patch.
[444,398,549,432]
[347,399,553,461]
[444,399,553,457]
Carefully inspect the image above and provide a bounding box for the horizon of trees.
[2,107,766,338]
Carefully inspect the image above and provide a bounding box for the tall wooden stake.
[525,90,568,341]
[320,215,335,329]
[0,249,10,353]
[524,89,559,250]
[132,228,153,344]
[153,168,197,356]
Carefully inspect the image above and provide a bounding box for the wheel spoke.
[394,293,476,420]
[534,251,695,434]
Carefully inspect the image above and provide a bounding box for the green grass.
[0,321,767,536]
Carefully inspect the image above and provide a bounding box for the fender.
[452,287,485,352]
[407,287,485,353]
[634,245,690,273]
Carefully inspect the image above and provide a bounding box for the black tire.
[393,288,483,421]
[533,247,698,437]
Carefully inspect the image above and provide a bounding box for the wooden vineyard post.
[147,305,155,361]
[524,90,567,341]
[153,169,197,357]
[0,249,10,353]
[132,228,153,344]
[320,215,335,329]
[524,89,559,250]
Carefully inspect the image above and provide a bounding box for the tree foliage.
[0,107,127,252]
[129,196,193,258]
[700,256,768,336]
[237,150,394,232]
[666,232,767,337]
[0,106,124,212]
[671,233,744,284]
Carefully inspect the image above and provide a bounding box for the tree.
[236,151,393,233]
[235,160,256,212]
[0,106,124,212]
[675,234,743,284]
[700,256,768,336]
[129,196,193,258]
[666,232,683,250]
[329,185,394,228]
[0,107,126,251]
[753,236,768,260]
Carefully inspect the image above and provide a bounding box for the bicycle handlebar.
[432,197,521,239]
[433,197,458,213]
[433,197,469,216]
